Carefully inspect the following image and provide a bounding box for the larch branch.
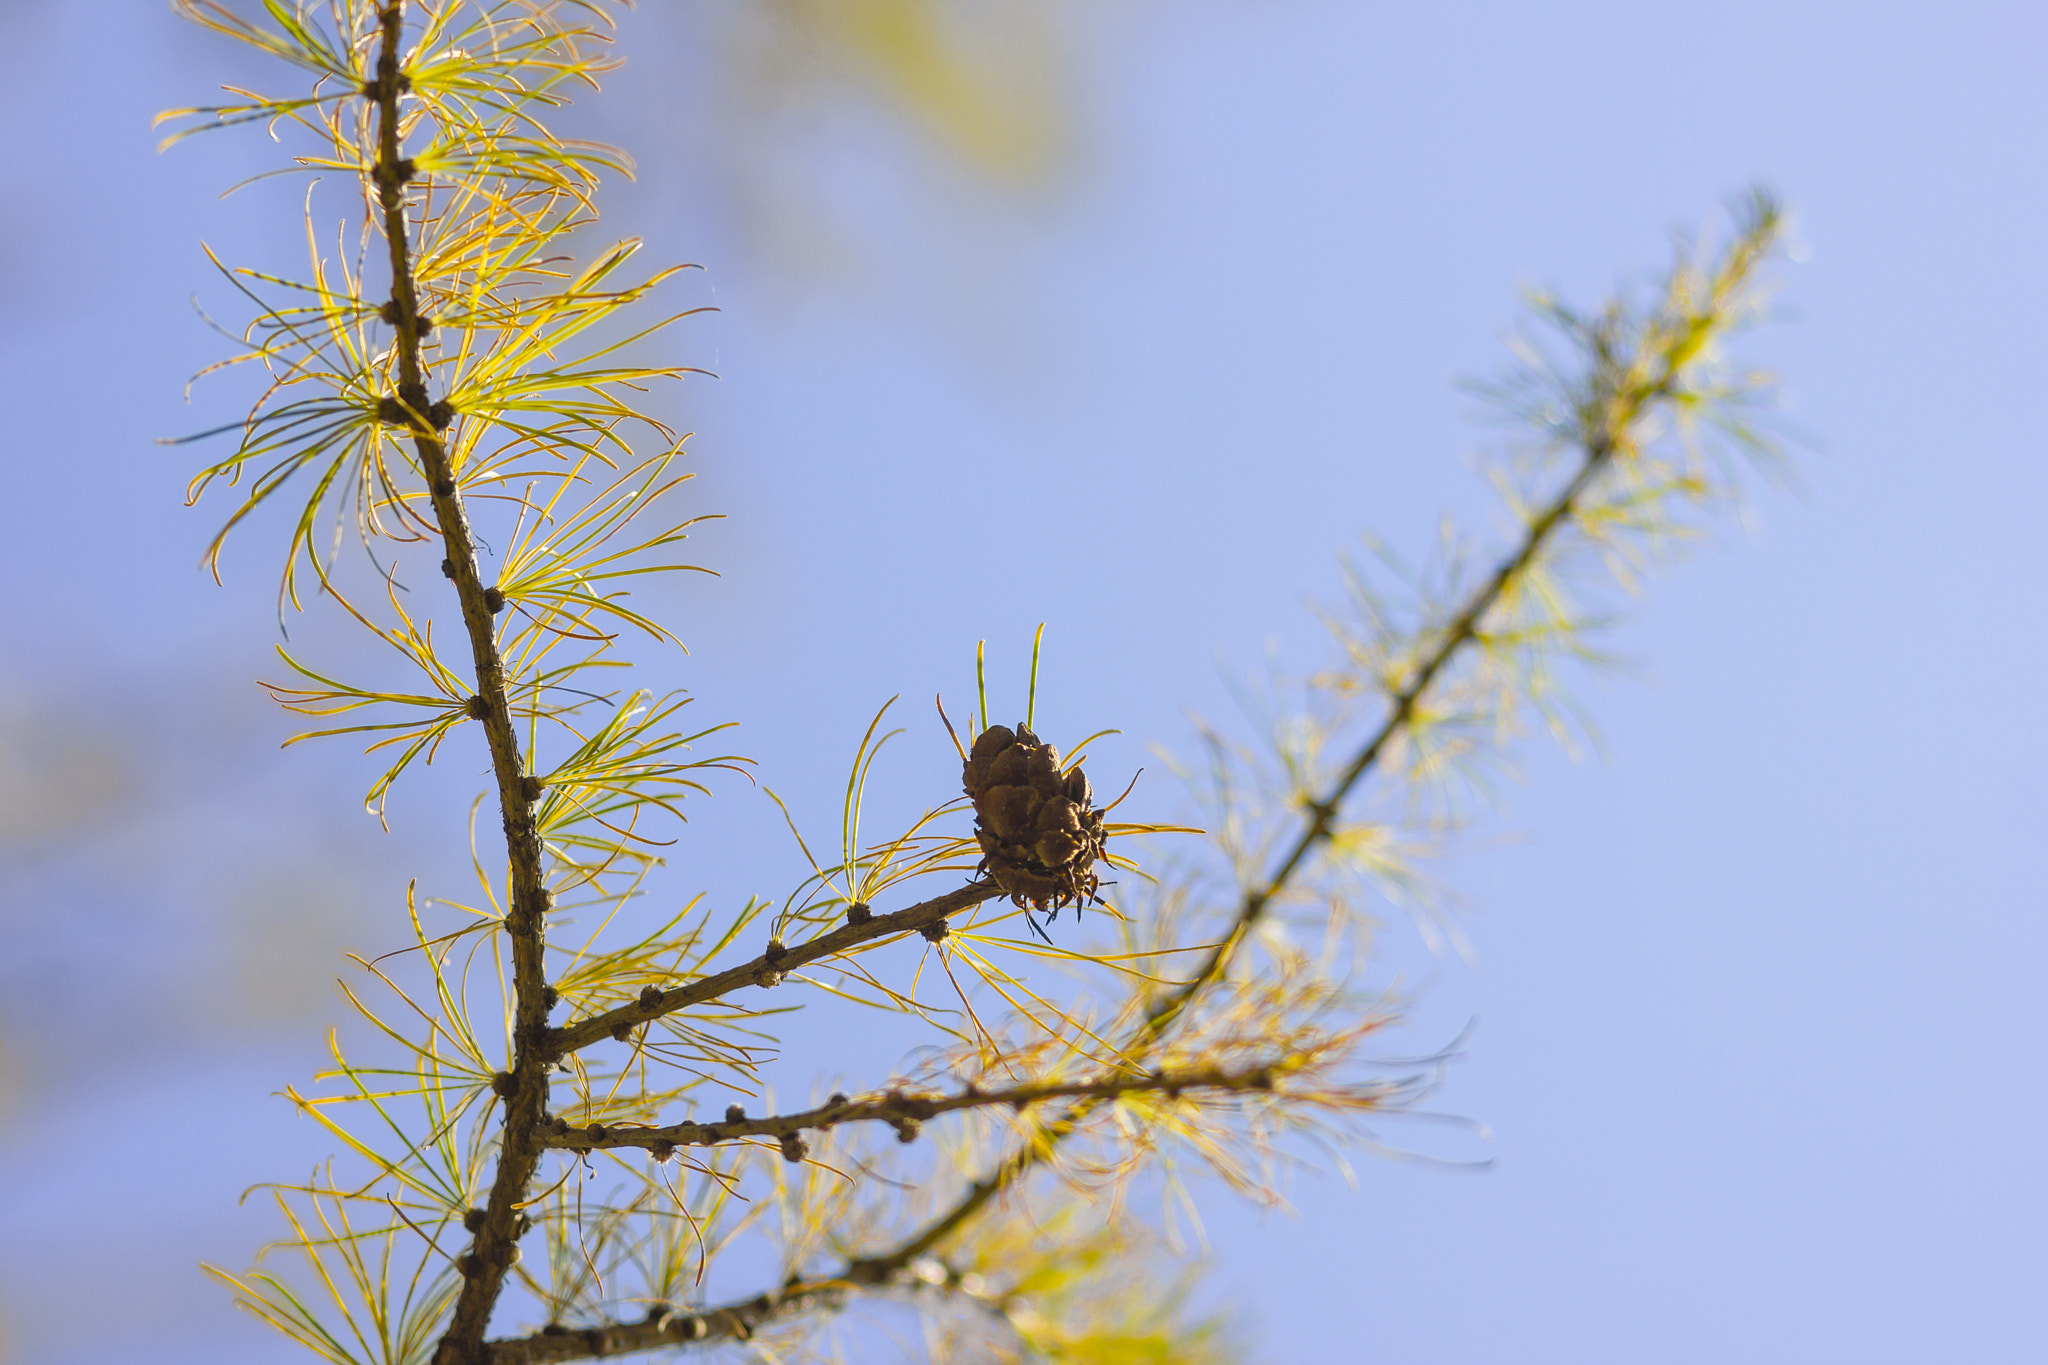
[818,201,1786,1335]
[542,1060,1301,1155]
[544,879,1001,1059]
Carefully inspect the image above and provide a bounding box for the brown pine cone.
[963,723,1107,925]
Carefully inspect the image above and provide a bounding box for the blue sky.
[1,3,2044,1362]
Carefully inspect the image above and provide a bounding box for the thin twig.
[546,880,1001,1058]
[544,1061,1304,1154]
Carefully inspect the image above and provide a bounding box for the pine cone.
[963,723,1106,919]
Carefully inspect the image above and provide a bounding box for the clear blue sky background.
[1,3,2044,1362]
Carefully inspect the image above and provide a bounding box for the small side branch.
[544,880,1000,1059]
[485,1286,836,1364]
[483,1171,1139,1364]
[543,1061,1294,1156]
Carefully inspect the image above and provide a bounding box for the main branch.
[360,7,553,1362]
